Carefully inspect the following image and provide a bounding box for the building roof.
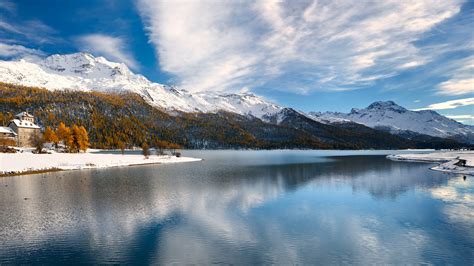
[15,111,34,118]
[0,126,17,135]
[8,119,40,129]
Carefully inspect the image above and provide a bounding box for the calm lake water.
[0,150,473,264]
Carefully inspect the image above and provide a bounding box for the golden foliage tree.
[56,122,73,151]
[43,126,59,146]
[78,125,89,152]
[70,125,89,152]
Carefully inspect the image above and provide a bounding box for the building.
[7,111,41,147]
[0,126,17,143]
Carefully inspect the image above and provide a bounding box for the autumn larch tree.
[43,126,59,148]
[56,122,73,151]
[78,125,89,152]
[70,125,90,152]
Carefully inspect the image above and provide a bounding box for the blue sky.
[0,0,473,124]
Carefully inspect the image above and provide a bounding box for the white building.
[3,111,41,147]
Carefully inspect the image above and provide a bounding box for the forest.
[0,82,467,150]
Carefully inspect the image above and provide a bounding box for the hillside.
[0,83,467,150]
[0,82,324,149]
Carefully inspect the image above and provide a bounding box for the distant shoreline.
[387,151,474,175]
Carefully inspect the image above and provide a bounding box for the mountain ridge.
[0,52,284,119]
[0,52,472,145]
[311,101,474,143]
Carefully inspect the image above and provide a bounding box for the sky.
[0,0,473,124]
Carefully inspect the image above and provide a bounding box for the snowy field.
[0,151,202,175]
[387,151,474,175]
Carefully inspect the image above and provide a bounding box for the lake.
[0,150,473,264]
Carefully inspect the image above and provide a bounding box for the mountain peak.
[316,100,473,141]
[0,52,284,119]
[31,52,133,78]
[366,101,405,111]
[41,52,95,65]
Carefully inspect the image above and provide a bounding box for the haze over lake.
[0,150,472,264]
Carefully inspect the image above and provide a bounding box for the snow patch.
[387,151,474,175]
[0,151,202,175]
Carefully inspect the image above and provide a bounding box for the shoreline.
[0,168,63,177]
[387,151,474,175]
[0,151,202,177]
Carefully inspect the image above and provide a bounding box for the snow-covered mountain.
[0,53,283,118]
[311,101,474,142]
[1,53,472,144]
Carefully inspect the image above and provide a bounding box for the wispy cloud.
[0,43,45,58]
[0,18,54,60]
[0,2,58,58]
[437,56,474,96]
[446,114,474,124]
[0,19,57,44]
[137,0,464,92]
[0,0,16,13]
[439,78,474,95]
[75,34,139,70]
[414,97,474,110]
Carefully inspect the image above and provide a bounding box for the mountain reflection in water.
[0,150,472,264]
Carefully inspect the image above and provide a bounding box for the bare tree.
[31,132,45,154]
[142,143,150,159]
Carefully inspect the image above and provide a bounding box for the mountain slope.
[0,53,283,118]
[1,83,467,149]
[312,101,474,143]
[0,53,471,147]
[0,82,317,149]
[265,108,463,149]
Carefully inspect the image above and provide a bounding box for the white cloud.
[414,97,474,110]
[137,0,463,92]
[439,78,474,95]
[437,56,474,96]
[0,43,45,58]
[0,10,55,60]
[446,115,474,120]
[446,114,474,124]
[76,34,139,70]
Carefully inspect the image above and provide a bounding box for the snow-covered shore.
[0,151,202,175]
[387,151,474,175]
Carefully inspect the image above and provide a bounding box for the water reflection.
[0,151,472,264]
